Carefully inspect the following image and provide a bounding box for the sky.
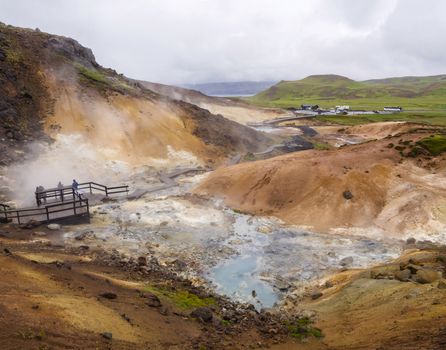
[1,0,445,84]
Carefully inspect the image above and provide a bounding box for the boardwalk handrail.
[0,181,128,225]
[78,182,129,197]
[0,193,89,225]
[35,182,129,206]
[0,204,9,211]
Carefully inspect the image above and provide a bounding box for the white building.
[384,106,403,112]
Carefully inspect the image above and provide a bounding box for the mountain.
[182,81,276,96]
[249,74,446,110]
[0,23,272,168]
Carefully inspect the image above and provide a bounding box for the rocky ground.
[2,219,446,349]
[0,223,321,350]
[294,241,446,350]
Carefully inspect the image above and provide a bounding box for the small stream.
[206,215,400,310]
[210,255,278,309]
[63,174,402,311]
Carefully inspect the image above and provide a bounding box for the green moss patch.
[417,134,446,156]
[5,47,24,65]
[285,317,324,341]
[312,142,331,150]
[75,63,108,84]
[144,285,216,310]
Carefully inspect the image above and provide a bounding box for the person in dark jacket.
[57,181,64,201]
[36,186,41,206]
[36,185,46,205]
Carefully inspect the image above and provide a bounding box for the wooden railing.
[0,181,128,225]
[0,204,9,211]
[1,193,89,225]
[34,182,129,206]
[78,182,129,197]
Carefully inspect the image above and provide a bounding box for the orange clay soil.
[0,226,295,350]
[195,130,446,238]
[0,24,273,169]
[42,67,273,168]
[291,247,446,350]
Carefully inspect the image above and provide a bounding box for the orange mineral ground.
[195,132,446,239]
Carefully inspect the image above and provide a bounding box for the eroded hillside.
[0,23,272,169]
[139,80,291,124]
[196,126,446,239]
[0,23,278,204]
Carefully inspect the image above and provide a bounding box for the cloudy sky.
[1,0,445,84]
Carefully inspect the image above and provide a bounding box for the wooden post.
[46,207,50,222]
[89,183,92,194]
[16,211,20,225]
[86,199,90,217]
[73,200,77,215]
[105,187,108,197]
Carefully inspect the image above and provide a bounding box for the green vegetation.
[17,329,46,340]
[247,74,446,125]
[221,319,232,326]
[285,317,323,341]
[242,152,256,161]
[417,134,446,155]
[75,63,135,94]
[75,63,108,84]
[145,285,216,310]
[249,74,446,110]
[312,141,331,150]
[5,47,24,65]
[316,111,446,127]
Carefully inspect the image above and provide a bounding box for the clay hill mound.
[196,129,446,239]
[0,23,272,168]
[139,80,291,125]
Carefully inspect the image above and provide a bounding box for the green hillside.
[248,74,446,111]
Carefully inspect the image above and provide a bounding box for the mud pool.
[62,173,402,310]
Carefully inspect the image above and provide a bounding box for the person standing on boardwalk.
[35,186,42,206]
[72,179,79,196]
[57,181,64,201]
[36,185,46,204]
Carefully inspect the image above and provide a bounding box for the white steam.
[4,134,202,207]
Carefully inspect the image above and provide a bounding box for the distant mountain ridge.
[249,74,446,110]
[182,81,277,96]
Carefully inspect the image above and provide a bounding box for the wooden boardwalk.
[0,182,128,225]
[128,167,205,200]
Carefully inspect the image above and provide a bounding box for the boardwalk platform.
[0,182,128,225]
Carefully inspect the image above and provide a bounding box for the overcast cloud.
[1,0,445,84]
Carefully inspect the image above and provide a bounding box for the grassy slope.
[249,74,446,109]
[248,74,446,125]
